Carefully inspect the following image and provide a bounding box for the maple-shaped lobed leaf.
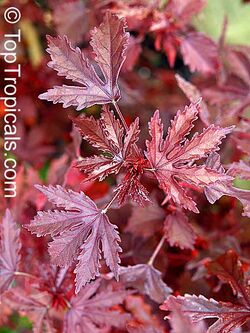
[39,12,129,110]
[164,294,207,333]
[161,294,250,333]
[180,32,219,75]
[206,250,250,307]
[146,103,233,212]
[26,185,121,293]
[164,210,196,250]
[74,106,149,205]
[63,279,130,333]
[0,209,21,294]
[204,153,250,217]
[118,264,172,303]
[74,105,139,181]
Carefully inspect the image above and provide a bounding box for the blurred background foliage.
[194,0,250,45]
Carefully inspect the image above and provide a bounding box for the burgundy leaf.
[26,185,121,293]
[100,105,124,152]
[53,0,87,45]
[74,107,140,182]
[204,153,250,217]
[175,74,210,125]
[126,295,166,333]
[164,210,196,250]
[167,0,207,23]
[73,114,112,153]
[119,264,172,303]
[228,160,250,180]
[164,295,207,333]
[180,32,219,74]
[39,12,129,109]
[63,279,130,333]
[115,171,150,206]
[126,199,165,238]
[146,104,232,212]
[161,294,250,333]
[122,36,142,72]
[206,250,250,306]
[0,209,21,294]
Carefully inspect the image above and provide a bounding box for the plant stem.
[147,236,165,266]
[112,100,129,131]
[63,297,72,309]
[14,271,39,280]
[101,190,120,214]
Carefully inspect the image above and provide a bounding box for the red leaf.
[74,106,140,182]
[204,153,250,217]
[126,295,166,333]
[167,0,207,23]
[126,198,165,238]
[26,185,121,293]
[228,160,250,180]
[146,104,232,212]
[63,279,130,332]
[119,264,172,303]
[162,294,250,333]
[39,12,129,109]
[180,32,219,74]
[115,171,150,206]
[175,74,210,125]
[164,295,207,333]
[122,36,142,72]
[53,0,87,45]
[206,250,250,306]
[164,210,196,250]
[0,209,21,294]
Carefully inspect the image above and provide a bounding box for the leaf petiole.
[147,235,166,266]
[14,271,40,280]
[112,100,129,131]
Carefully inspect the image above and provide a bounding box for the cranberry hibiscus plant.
[1,7,250,333]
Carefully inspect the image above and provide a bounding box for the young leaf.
[39,12,129,110]
[204,153,250,217]
[180,32,219,74]
[0,209,21,294]
[164,210,196,250]
[146,104,233,212]
[63,279,130,333]
[74,106,149,205]
[26,185,121,293]
[74,106,140,182]
[118,264,172,303]
[161,294,250,333]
